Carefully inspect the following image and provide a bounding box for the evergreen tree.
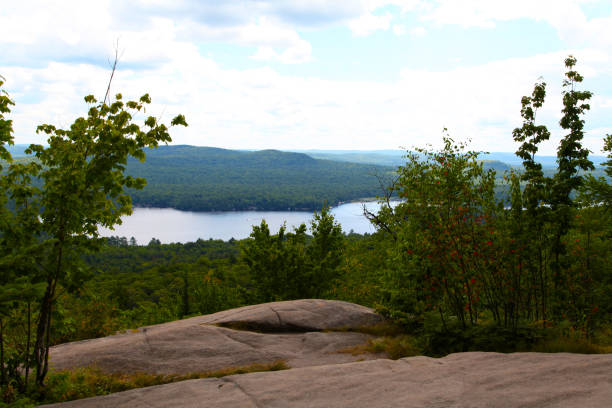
[242,207,344,301]
[308,206,344,297]
[511,80,552,323]
[550,56,594,291]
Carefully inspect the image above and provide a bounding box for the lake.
[99,201,391,244]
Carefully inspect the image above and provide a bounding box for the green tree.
[0,75,13,163]
[582,133,612,209]
[307,206,344,297]
[511,79,553,324]
[242,221,308,301]
[550,56,594,282]
[0,75,14,388]
[242,207,344,302]
[368,135,502,328]
[0,74,187,387]
[30,92,186,385]
[0,76,47,391]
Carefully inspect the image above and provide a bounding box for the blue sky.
[1,0,612,154]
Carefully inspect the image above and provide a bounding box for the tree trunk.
[34,286,53,386]
[0,318,6,386]
[24,301,31,391]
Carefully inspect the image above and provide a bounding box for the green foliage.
[124,146,393,211]
[369,133,502,329]
[242,221,304,302]
[512,79,551,217]
[0,75,187,389]
[26,92,186,386]
[0,361,287,406]
[0,76,14,166]
[532,335,603,354]
[554,55,594,206]
[331,232,386,307]
[362,56,611,351]
[307,206,345,296]
[548,56,594,290]
[421,321,545,356]
[582,133,612,208]
[0,78,44,393]
[52,238,249,339]
[242,206,345,302]
[339,334,420,360]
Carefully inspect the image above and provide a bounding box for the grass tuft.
[530,337,608,354]
[328,320,405,337]
[37,360,288,404]
[339,335,421,360]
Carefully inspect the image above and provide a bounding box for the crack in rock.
[222,377,263,408]
[218,329,259,351]
[204,304,262,324]
[268,306,284,328]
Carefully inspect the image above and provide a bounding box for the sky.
[1,0,612,155]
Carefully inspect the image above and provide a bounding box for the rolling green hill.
[126,145,395,211]
[6,144,605,211]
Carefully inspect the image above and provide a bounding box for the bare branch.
[363,203,397,240]
[103,39,124,105]
[363,168,399,240]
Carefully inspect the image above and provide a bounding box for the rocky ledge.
[48,299,385,374]
[45,300,612,407]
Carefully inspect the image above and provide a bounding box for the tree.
[583,133,612,209]
[0,75,13,163]
[512,79,551,215]
[550,56,594,279]
[0,75,187,386]
[367,135,502,328]
[511,79,553,324]
[365,56,608,342]
[307,205,344,297]
[242,207,344,302]
[0,76,47,391]
[242,221,306,301]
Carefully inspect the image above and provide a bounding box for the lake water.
[99,201,390,244]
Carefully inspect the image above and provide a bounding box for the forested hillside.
[126,146,394,211]
[8,145,604,213]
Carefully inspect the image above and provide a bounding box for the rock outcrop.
[46,300,612,407]
[45,352,612,407]
[49,299,385,374]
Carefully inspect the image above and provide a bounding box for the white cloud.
[1,1,320,67]
[348,11,393,36]
[410,26,427,37]
[250,39,312,64]
[422,0,574,28]
[392,24,407,35]
[598,97,612,109]
[395,49,612,154]
[367,0,424,14]
[7,49,610,156]
[2,1,612,156]
[421,0,612,48]
[393,24,427,37]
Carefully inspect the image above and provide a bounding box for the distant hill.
[298,150,407,167]
[126,146,395,211]
[5,144,607,211]
[293,149,607,169]
[5,144,32,157]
